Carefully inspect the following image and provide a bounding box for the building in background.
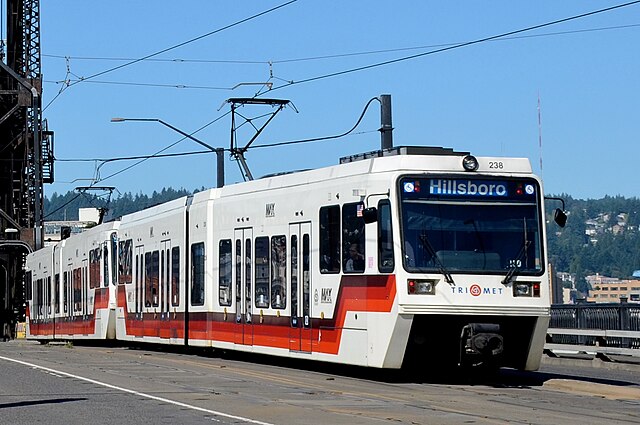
[587,274,640,303]
[43,208,100,245]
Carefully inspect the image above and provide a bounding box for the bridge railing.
[545,301,640,359]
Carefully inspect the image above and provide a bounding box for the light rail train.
[25,146,565,370]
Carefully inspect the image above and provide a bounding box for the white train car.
[115,197,188,344]
[24,244,55,340]
[27,146,564,371]
[26,221,119,340]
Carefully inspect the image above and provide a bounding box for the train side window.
[171,247,180,306]
[47,277,52,314]
[63,272,68,313]
[302,234,310,322]
[73,268,81,312]
[89,248,99,289]
[245,238,252,313]
[378,200,395,273]
[135,253,140,307]
[219,239,232,306]
[271,235,286,309]
[103,243,109,288]
[36,279,43,316]
[145,251,159,307]
[161,250,166,311]
[119,239,133,285]
[235,239,241,313]
[319,205,341,273]
[254,236,270,308]
[342,202,366,273]
[25,271,32,302]
[190,242,205,306]
[111,233,118,285]
[54,274,60,314]
[291,235,298,321]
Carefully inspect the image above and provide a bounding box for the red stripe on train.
[118,274,396,355]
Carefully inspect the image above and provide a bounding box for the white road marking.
[0,355,276,425]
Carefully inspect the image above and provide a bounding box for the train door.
[135,246,144,318]
[289,222,312,352]
[234,228,253,346]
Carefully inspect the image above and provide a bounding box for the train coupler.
[459,323,504,368]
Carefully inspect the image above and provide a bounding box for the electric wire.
[96,111,230,183]
[249,97,380,149]
[69,0,298,85]
[56,150,215,163]
[56,97,380,166]
[45,79,233,91]
[42,0,299,111]
[42,17,640,97]
[261,1,640,93]
[42,23,640,67]
[46,111,230,219]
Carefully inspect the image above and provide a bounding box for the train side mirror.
[362,207,378,224]
[554,208,567,228]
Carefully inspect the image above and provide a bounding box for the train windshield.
[399,176,544,275]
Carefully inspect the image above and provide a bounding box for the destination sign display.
[400,177,538,201]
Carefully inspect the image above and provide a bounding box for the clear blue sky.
[39,1,640,200]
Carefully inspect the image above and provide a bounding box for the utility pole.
[379,94,393,150]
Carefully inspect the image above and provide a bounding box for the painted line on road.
[0,355,276,425]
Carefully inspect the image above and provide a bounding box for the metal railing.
[545,301,640,359]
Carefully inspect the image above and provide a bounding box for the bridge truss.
[0,0,53,339]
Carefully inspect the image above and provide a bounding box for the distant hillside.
[545,195,640,293]
[44,187,195,221]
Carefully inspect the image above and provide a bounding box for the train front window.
[400,176,543,275]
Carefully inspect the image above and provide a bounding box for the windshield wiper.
[419,233,455,285]
[502,240,531,285]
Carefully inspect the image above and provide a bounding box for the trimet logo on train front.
[453,284,504,296]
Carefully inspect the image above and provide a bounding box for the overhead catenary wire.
[97,111,230,183]
[46,111,231,220]
[42,0,299,110]
[42,22,640,67]
[259,1,640,93]
[57,96,381,165]
[68,0,298,86]
[45,79,234,91]
[42,18,640,97]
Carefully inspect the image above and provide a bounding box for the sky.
[34,1,640,201]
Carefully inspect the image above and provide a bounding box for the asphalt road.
[1,340,639,425]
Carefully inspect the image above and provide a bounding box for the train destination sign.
[401,177,538,201]
[429,179,508,197]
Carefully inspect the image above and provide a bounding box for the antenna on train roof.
[226,97,292,182]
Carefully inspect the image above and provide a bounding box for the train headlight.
[408,279,436,295]
[513,283,531,297]
[462,155,479,171]
[513,282,541,297]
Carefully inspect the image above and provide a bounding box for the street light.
[111,117,225,188]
